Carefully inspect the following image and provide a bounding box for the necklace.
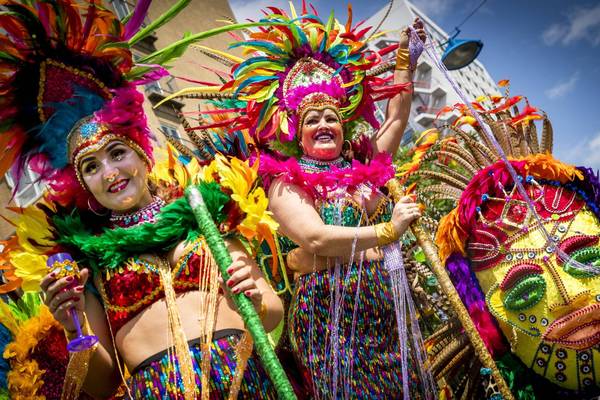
[110,196,166,228]
[298,155,348,172]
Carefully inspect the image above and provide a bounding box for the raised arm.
[371,18,426,156]
[268,178,421,258]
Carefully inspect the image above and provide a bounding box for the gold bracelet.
[258,301,267,320]
[374,221,400,246]
[395,48,411,71]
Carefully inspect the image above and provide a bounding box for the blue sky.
[230,0,600,170]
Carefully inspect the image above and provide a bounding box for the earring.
[342,139,354,160]
[87,198,108,216]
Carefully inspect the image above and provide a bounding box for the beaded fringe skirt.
[289,259,422,399]
[129,331,278,399]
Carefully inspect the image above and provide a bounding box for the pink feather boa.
[259,152,395,199]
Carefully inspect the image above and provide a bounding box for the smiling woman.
[199,4,434,398]
[78,138,153,213]
[299,109,344,160]
[0,1,285,399]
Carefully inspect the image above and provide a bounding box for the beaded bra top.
[96,238,218,332]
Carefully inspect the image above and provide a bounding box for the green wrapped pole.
[185,186,297,400]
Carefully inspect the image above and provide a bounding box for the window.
[110,0,131,20]
[5,169,44,207]
[160,123,181,140]
[110,1,150,26]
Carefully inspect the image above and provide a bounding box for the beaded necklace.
[109,196,166,228]
[298,155,348,172]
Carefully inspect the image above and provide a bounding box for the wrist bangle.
[258,301,267,320]
[374,221,400,246]
[395,48,411,71]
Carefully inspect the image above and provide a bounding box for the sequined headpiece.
[281,57,344,126]
[157,3,411,157]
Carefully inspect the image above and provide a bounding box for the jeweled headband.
[68,115,152,187]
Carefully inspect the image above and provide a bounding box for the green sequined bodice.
[318,193,392,227]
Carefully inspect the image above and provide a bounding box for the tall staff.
[386,179,514,400]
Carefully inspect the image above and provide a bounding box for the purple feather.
[575,166,600,219]
[446,253,507,356]
[123,0,152,40]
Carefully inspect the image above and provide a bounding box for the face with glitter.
[78,140,152,212]
[468,181,600,390]
[300,108,344,160]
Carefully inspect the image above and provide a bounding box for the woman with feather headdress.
[0,1,285,399]
[161,3,435,398]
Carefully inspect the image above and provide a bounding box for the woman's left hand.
[220,259,263,308]
[399,18,426,49]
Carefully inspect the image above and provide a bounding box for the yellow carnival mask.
[468,177,600,391]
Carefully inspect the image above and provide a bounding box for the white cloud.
[544,71,579,99]
[562,131,600,171]
[410,0,457,18]
[542,4,600,46]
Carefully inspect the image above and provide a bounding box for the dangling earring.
[342,139,353,160]
[87,198,108,216]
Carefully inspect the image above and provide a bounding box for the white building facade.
[366,0,498,143]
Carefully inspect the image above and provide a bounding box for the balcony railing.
[145,77,184,109]
[415,106,443,115]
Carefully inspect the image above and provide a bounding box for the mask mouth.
[108,178,129,193]
[542,303,600,350]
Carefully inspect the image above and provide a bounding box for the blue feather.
[233,56,283,79]
[0,324,12,389]
[234,76,278,97]
[36,87,105,169]
[328,44,350,64]
[230,41,287,56]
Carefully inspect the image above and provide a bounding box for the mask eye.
[562,247,600,278]
[557,235,600,278]
[502,275,546,311]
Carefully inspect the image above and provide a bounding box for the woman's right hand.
[391,195,421,235]
[40,268,89,332]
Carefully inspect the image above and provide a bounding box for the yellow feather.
[153,86,223,108]
[288,1,298,19]
[15,206,53,255]
[189,45,244,63]
[10,252,47,292]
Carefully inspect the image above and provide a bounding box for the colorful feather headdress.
[157,2,410,156]
[0,0,259,209]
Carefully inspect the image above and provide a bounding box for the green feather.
[127,0,192,46]
[135,21,282,67]
[53,184,232,271]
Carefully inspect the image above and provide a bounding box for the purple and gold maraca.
[47,253,98,352]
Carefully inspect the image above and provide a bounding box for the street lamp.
[441,29,483,70]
